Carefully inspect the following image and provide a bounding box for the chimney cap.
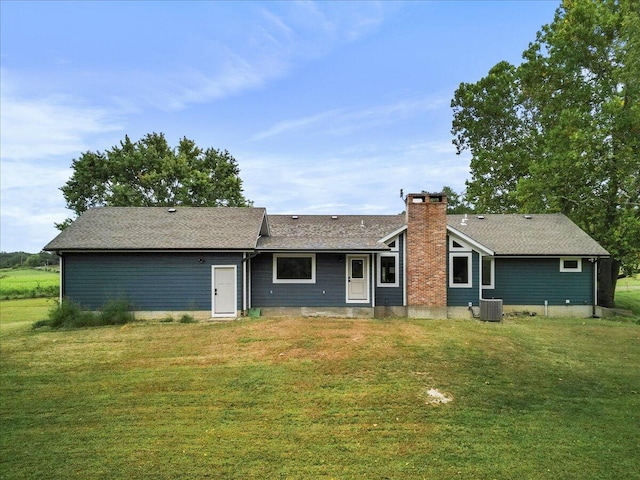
[407,192,447,203]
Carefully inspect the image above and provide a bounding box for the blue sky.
[1,0,559,253]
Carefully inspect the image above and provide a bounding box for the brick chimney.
[405,193,447,315]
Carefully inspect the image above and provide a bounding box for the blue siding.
[489,257,594,306]
[63,252,244,310]
[447,251,480,306]
[375,233,404,307]
[251,253,372,307]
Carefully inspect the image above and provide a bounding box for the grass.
[615,274,640,316]
[1,315,639,479]
[0,297,55,333]
[0,268,59,300]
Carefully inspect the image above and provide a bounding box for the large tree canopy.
[452,0,640,305]
[59,133,251,225]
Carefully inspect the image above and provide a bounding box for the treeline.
[0,251,58,269]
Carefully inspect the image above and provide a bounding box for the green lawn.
[616,274,640,316]
[1,315,638,479]
[0,298,55,333]
[0,268,59,299]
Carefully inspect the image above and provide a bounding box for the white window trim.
[481,256,495,289]
[449,236,471,251]
[377,252,399,288]
[449,252,473,288]
[560,257,582,273]
[273,253,316,284]
[387,236,399,252]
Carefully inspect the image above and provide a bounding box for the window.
[560,258,582,272]
[378,253,398,287]
[481,256,494,289]
[449,236,472,252]
[273,254,316,283]
[449,252,472,288]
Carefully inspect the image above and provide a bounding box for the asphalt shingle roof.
[257,214,406,251]
[44,207,608,257]
[44,207,267,251]
[447,213,609,256]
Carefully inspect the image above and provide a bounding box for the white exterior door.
[347,255,369,303]
[212,266,237,317]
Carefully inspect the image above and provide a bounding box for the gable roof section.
[44,207,267,251]
[447,214,609,256]
[257,214,406,251]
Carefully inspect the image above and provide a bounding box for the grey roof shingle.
[44,207,267,251]
[257,214,406,251]
[447,214,609,256]
[44,206,608,257]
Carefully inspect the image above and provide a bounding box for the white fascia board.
[446,226,494,256]
[379,225,407,244]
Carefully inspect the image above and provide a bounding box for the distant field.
[0,268,59,300]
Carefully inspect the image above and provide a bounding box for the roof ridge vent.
[291,215,299,220]
[167,208,177,213]
[524,214,532,219]
[331,215,338,220]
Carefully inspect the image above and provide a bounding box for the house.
[44,193,610,319]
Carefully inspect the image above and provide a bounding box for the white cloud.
[250,93,448,141]
[239,138,470,216]
[68,3,389,114]
[0,74,121,251]
[0,160,72,252]
[250,109,343,141]
[0,75,122,161]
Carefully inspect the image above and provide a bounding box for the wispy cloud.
[0,74,122,161]
[1,160,71,252]
[250,93,448,141]
[239,138,470,216]
[99,2,389,113]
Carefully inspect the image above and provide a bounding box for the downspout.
[242,252,247,315]
[402,233,407,307]
[371,254,376,309]
[593,258,598,317]
[58,253,63,303]
[242,252,259,314]
[479,253,483,304]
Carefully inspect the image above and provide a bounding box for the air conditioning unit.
[480,299,503,322]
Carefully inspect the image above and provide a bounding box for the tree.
[59,133,251,226]
[451,0,640,306]
[440,186,474,214]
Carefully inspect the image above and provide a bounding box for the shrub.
[179,314,195,324]
[33,299,134,329]
[44,299,96,328]
[99,300,134,325]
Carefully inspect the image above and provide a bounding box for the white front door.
[347,255,369,303]
[212,266,237,317]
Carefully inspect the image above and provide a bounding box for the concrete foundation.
[129,304,602,321]
[257,307,375,318]
[406,306,449,319]
[132,310,238,321]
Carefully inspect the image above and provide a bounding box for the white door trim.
[212,265,237,317]
[346,255,370,304]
